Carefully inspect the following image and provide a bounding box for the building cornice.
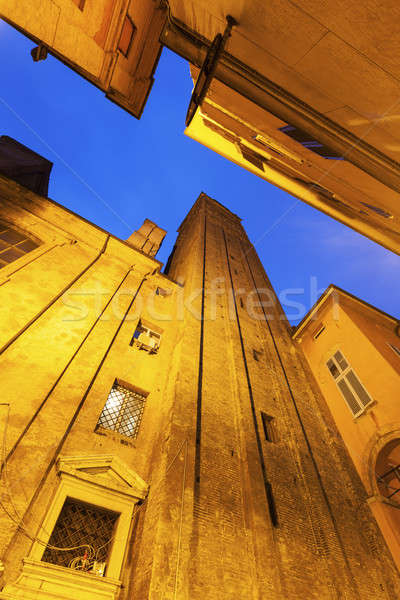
[292,284,399,340]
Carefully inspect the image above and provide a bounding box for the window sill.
[352,400,377,421]
[94,425,137,447]
[0,558,121,600]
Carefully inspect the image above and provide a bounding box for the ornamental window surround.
[1,455,148,600]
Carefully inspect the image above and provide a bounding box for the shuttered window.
[326,350,373,417]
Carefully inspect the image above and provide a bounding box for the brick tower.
[0,178,398,599]
[137,192,399,599]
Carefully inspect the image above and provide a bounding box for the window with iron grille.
[41,498,118,572]
[326,350,373,417]
[96,381,147,438]
[0,221,40,268]
[279,125,344,160]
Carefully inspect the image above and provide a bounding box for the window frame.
[72,0,85,10]
[237,143,265,170]
[96,380,148,440]
[279,124,344,160]
[326,350,373,417]
[27,455,148,594]
[130,321,161,353]
[261,412,276,443]
[117,14,137,58]
[0,220,41,269]
[387,342,400,358]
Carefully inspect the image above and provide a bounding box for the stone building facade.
[0,0,166,118]
[293,285,400,572]
[0,163,399,598]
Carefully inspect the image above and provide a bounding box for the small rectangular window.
[72,0,85,10]
[313,324,326,340]
[0,221,40,268]
[41,498,118,573]
[253,133,283,156]
[388,342,400,357]
[261,412,276,443]
[130,320,161,353]
[96,381,147,438]
[279,125,344,160]
[238,143,265,170]
[118,15,136,57]
[253,349,262,362]
[156,287,169,297]
[326,350,373,416]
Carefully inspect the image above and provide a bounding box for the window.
[297,180,336,201]
[326,350,373,416]
[42,498,118,575]
[72,0,85,10]
[130,320,161,353]
[253,133,283,156]
[238,143,265,170]
[118,15,136,57]
[279,125,344,160]
[156,286,169,297]
[313,324,326,340]
[253,349,262,361]
[96,381,147,439]
[360,202,393,219]
[388,342,400,357]
[1,456,148,600]
[261,412,277,443]
[0,221,39,268]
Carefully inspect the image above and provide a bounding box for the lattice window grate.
[0,221,39,268]
[97,382,146,438]
[42,498,118,569]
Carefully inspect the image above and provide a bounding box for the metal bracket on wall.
[185,15,238,127]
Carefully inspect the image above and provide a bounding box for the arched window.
[376,439,400,505]
[0,221,40,268]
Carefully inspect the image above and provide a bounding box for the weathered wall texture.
[0,181,399,598]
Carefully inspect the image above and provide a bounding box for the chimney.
[126,219,166,258]
[0,136,53,196]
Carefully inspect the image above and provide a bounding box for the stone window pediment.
[0,455,148,600]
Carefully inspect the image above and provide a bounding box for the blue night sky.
[1,20,399,324]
